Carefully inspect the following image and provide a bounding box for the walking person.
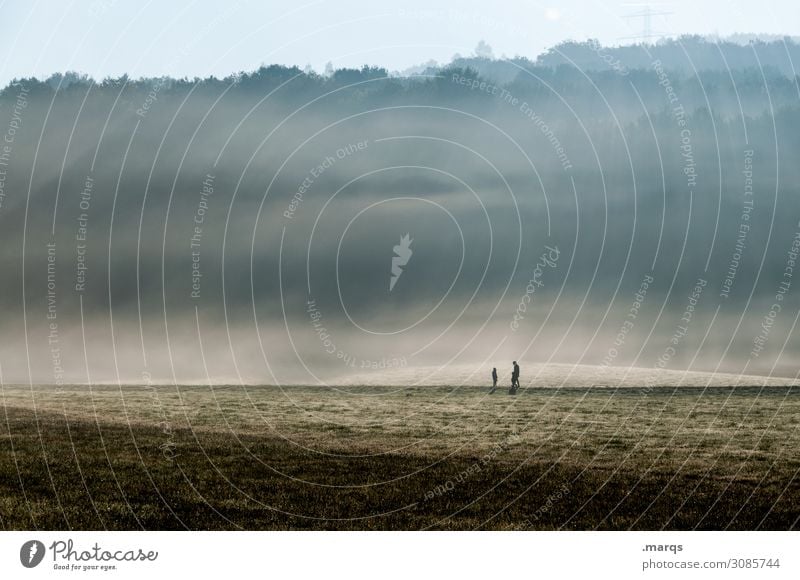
[510,361,519,394]
[490,367,498,394]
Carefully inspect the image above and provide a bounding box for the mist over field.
[1,37,800,385]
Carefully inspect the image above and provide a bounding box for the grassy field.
[0,384,798,530]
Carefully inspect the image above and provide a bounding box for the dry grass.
[1,384,798,530]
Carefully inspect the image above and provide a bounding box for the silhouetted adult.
[510,361,519,394]
[490,367,498,393]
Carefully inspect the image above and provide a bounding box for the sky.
[0,0,798,87]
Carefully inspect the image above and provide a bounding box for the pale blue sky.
[0,0,797,85]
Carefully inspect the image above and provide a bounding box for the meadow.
[0,384,798,530]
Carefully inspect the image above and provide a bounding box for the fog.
[1,38,799,385]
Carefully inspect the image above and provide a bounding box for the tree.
[474,40,494,59]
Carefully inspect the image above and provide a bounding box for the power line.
[621,3,673,43]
